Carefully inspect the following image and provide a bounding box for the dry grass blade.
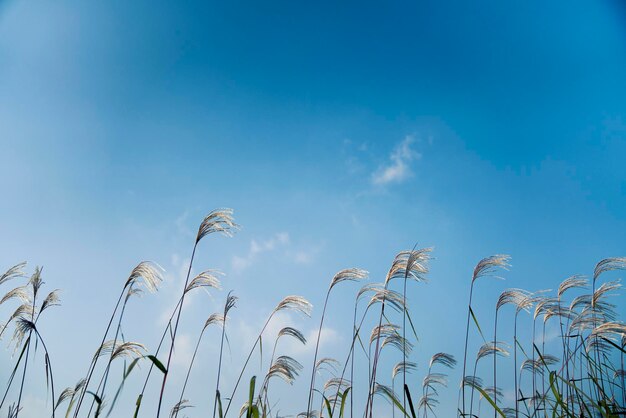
[0,262,26,286]
[185,270,223,293]
[196,208,239,243]
[329,268,368,290]
[472,255,511,283]
[273,295,312,317]
[125,261,164,293]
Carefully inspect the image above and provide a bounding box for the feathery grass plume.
[196,208,240,243]
[265,355,303,385]
[261,325,307,413]
[174,312,224,418]
[1,286,31,306]
[156,210,237,418]
[422,352,456,417]
[213,292,238,418]
[0,262,26,287]
[393,361,417,380]
[367,248,431,418]
[469,342,509,417]
[257,356,302,416]
[125,261,164,293]
[423,373,448,394]
[306,268,367,418]
[73,261,164,418]
[55,378,86,415]
[185,270,223,293]
[460,255,510,418]
[430,352,457,369]
[494,289,530,418]
[170,400,193,418]
[224,295,312,417]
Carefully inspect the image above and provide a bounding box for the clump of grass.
[1,210,624,418]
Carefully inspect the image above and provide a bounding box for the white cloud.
[231,232,290,272]
[371,136,421,186]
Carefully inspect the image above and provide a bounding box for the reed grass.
[1,211,624,418]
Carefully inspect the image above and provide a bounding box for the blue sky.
[1,0,626,417]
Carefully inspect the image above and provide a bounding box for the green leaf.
[247,376,256,418]
[339,387,351,418]
[132,394,143,418]
[323,395,333,418]
[146,355,167,374]
[469,307,486,342]
[216,390,224,418]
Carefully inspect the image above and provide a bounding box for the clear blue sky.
[1,0,625,417]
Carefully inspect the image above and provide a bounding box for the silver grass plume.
[1,286,31,305]
[367,288,406,313]
[185,270,223,293]
[392,361,417,379]
[203,313,225,330]
[429,352,457,369]
[40,290,61,313]
[385,248,432,284]
[329,268,368,291]
[265,355,303,385]
[476,341,509,362]
[593,257,626,283]
[558,275,588,298]
[170,400,193,418]
[0,262,26,286]
[125,261,163,293]
[370,323,401,344]
[462,375,483,390]
[324,377,351,392]
[422,373,448,394]
[277,327,307,345]
[274,295,313,317]
[315,357,340,374]
[472,255,511,283]
[196,208,239,243]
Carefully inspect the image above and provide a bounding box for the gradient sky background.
[1,0,626,417]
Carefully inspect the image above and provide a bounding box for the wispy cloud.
[371,136,421,186]
[232,232,290,272]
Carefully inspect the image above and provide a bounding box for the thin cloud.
[232,232,290,272]
[371,136,421,186]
